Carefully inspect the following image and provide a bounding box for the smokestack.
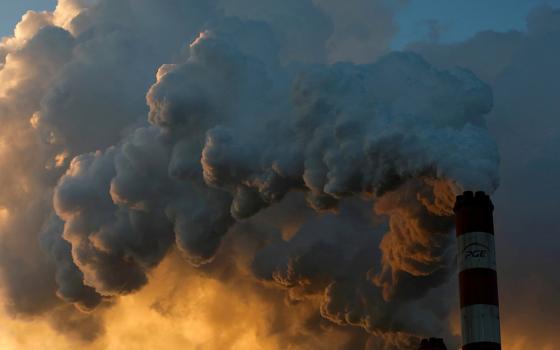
[418,337,447,349]
[454,191,501,350]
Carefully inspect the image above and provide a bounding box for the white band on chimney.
[461,304,501,345]
[457,231,496,272]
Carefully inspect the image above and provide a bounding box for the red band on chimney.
[459,268,499,307]
[454,191,494,236]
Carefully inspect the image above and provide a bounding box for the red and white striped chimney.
[454,191,501,350]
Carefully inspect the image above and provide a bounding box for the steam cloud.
[0,1,532,349]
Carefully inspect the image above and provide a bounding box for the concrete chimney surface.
[454,191,501,350]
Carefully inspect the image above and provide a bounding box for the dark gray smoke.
[51,21,497,347]
[0,1,528,348]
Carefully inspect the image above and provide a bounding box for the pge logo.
[463,243,489,259]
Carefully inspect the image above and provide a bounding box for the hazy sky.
[3,0,560,45]
[393,0,560,47]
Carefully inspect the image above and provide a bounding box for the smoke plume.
[8,1,550,349]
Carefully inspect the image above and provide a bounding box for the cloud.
[314,0,407,63]
[218,0,333,63]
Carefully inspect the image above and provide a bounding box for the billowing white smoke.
[0,0,499,348]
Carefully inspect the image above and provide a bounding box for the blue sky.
[1,0,560,44]
[0,0,56,37]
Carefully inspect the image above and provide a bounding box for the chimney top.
[453,190,494,212]
[418,338,447,350]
